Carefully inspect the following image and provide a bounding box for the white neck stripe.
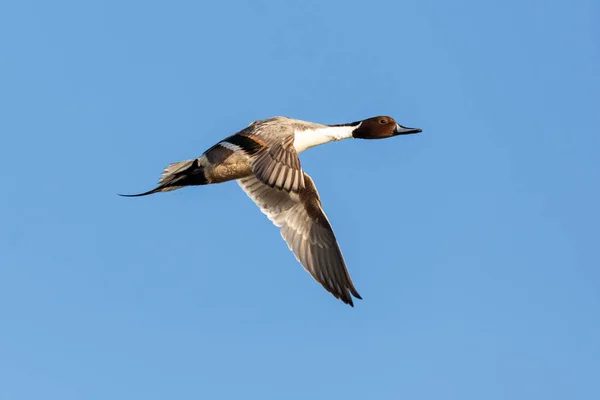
[293,123,359,153]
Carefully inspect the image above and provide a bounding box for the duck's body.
[122,116,421,306]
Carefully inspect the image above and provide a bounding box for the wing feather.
[238,173,361,306]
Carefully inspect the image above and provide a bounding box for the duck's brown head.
[350,116,421,139]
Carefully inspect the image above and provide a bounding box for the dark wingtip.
[340,295,354,307]
[334,286,362,307]
[350,286,362,300]
[342,291,361,307]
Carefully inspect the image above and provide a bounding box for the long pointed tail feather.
[119,158,207,197]
[118,187,166,197]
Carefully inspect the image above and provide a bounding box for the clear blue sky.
[1,0,599,399]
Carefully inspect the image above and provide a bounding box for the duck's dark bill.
[394,125,422,135]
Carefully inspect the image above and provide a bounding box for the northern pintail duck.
[121,116,421,306]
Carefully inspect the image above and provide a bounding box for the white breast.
[293,125,356,153]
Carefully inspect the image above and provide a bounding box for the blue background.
[1,0,599,399]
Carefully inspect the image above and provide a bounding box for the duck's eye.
[379,119,387,124]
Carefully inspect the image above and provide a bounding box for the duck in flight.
[121,116,421,306]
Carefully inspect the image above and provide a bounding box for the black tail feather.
[119,158,208,198]
[117,187,164,197]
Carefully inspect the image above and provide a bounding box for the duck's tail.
[119,158,208,197]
